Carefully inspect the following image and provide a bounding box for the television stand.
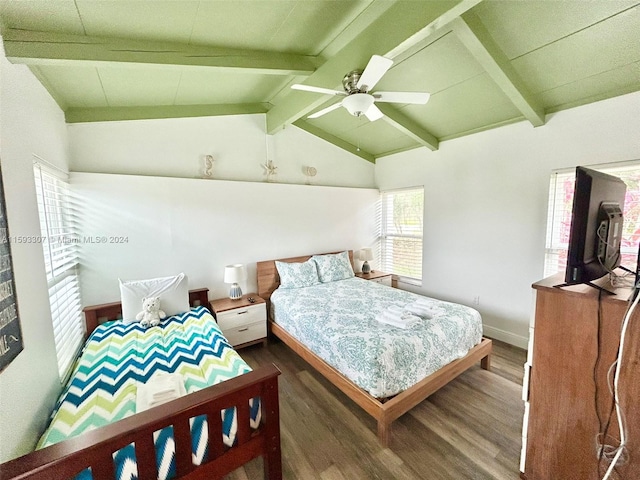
[618,265,636,275]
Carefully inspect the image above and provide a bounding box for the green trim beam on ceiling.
[377,104,439,151]
[293,120,375,164]
[266,0,482,134]
[2,29,318,76]
[385,0,483,64]
[450,13,546,127]
[65,104,270,123]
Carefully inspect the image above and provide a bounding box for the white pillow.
[311,251,354,283]
[275,259,320,289]
[119,273,189,323]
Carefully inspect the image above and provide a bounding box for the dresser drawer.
[215,302,266,330]
[223,320,267,347]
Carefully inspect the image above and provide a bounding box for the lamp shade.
[342,93,375,117]
[360,248,374,261]
[223,264,246,284]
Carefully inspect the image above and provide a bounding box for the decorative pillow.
[119,273,189,323]
[311,251,354,283]
[275,259,320,289]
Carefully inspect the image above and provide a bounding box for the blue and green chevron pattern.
[37,306,260,480]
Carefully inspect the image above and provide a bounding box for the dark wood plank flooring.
[229,338,527,480]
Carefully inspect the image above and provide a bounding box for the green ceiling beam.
[3,28,317,76]
[266,0,481,134]
[293,120,375,164]
[376,104,439,151]
[451,13,546,127]
[65,103,269,123]
[385,0,483,64]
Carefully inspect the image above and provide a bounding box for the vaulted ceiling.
[1,0,639,163]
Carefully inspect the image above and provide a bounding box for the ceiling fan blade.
[364,104,384,122]
[373,91,431,104]
[308,102,343,119]
[356,55,393,91]
[291,84,346,96]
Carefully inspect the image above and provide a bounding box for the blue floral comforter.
[271,277,482,398]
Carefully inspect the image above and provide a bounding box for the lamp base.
[362,261,371,274]
[229,283,243,300]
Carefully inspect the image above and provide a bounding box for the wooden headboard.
[257,250,354,305]
[82,288,210,338]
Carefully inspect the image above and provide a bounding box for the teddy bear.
[136,296,166,328]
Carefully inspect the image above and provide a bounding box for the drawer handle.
[236,310,248,315]
[238,327,249,332]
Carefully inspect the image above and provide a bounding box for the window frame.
[378,186,424,286]
[34,160,84,382]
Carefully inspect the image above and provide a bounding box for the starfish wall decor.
[262,160,278,182]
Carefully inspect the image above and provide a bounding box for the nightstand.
[210,294,267,349]
[356,271,393,287]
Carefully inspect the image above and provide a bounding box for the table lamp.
[224,264,246,300]
[360,248,373,274]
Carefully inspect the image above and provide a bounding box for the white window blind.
[34,163,84,381]
[544,161,640,278]
[378,187,424,284]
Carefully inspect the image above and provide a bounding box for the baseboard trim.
[482,325,529,350]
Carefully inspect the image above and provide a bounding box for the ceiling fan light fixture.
[342,93,374,117]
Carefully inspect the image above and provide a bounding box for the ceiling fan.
[291,55,430,121]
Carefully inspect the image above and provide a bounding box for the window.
[34,162,83,381]
[378,187,424,284]
[544,161,640,278]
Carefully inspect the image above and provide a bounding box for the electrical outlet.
[473,296,480,306]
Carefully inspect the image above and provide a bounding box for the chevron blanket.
[37,306,261,480]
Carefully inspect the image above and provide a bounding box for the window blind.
[34,163,84,381]
[378,187,424,284]
[544,161,640,278]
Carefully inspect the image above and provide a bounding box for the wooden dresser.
[521,275,640,479]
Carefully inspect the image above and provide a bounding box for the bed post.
[481,353,491,370]
[377,418,390,448]
[262,374,282,479]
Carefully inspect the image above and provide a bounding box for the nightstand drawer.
[223,320,267,347]
[372,276,392,286]
[215,303,265,330]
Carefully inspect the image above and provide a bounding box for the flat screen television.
[564,166,627,289]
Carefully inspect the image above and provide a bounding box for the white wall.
[68,116,375,188]
[72,173,378,306]
[0,39,68,461]
[375,92,640,348]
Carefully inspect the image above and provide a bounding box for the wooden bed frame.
[2,288,282,480]
[257,251,492,446]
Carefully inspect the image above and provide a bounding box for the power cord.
[598,284,640,480]
[595,227,635,288]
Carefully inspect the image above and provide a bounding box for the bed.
[257,251,492,446]
[2,288,282,480]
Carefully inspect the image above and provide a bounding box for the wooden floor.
[228,338,527,480]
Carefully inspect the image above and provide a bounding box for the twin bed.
[2,289,282,480]
[3,250,491,478]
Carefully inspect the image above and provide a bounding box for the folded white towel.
[413,297,432,307]
[137,373,186,412]
[376,307,421,328]
[386,305,406,316]
[377,314,418,329]
[404,304,434,318]
[405,299,442,319]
